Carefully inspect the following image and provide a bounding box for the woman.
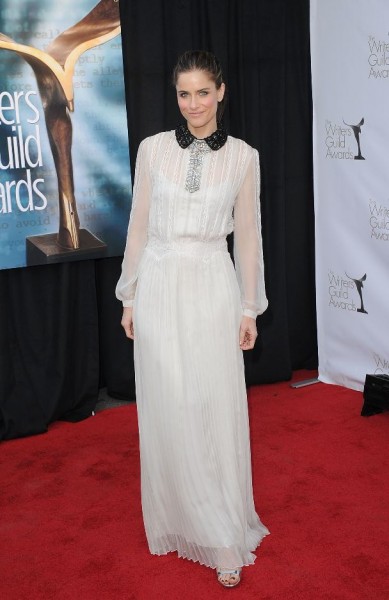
[116,50,269,588]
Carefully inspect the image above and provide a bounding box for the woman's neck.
[187,121,218,140]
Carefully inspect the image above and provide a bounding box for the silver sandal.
[216,567,242,588]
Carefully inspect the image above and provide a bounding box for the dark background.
[0,0,316,441]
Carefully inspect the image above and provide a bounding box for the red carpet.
[1,371,389,600]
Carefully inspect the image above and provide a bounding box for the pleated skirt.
[133,240,269,569]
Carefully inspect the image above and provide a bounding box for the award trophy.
[343,118,365,161]
[346,272,368,314]
[0,0,121,264]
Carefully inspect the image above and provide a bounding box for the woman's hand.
[121,306,134,339]
[239,315,257,350]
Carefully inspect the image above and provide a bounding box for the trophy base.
[26,229,107,266]
[354,156,365,160]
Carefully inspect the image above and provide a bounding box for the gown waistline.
[146,238,228,258]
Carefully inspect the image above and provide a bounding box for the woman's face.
[176,69,225,138]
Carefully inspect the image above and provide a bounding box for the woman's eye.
[179,92,188,98]
[199,91,208,96]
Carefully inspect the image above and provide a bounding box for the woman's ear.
[218,82,226,102]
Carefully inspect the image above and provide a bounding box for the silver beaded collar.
[175,125,228,193]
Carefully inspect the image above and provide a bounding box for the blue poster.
[0,0,131,269]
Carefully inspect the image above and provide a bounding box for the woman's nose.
[189,95,198,108]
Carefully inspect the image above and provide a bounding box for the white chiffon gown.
[116,129,269,569]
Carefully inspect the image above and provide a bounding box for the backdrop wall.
[0,0,316,440]
[0,0,131,270]
[311,0,389,390]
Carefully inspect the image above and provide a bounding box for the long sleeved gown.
[116,129,269,569]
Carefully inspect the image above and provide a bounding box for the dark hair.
[172,50,226,122]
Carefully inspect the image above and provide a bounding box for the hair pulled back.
[172,50,226,122]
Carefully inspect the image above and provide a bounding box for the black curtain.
[0,0,315,441]
[119,0,317,379]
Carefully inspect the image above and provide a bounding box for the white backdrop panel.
[311,0,389,391]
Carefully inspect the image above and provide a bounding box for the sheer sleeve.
[115,138,151,307]
[233,147,268,319]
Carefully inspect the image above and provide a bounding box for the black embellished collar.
[175,123,228,151]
